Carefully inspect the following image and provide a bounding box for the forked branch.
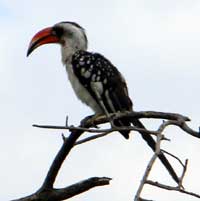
[12,110,200,201]
[33,110,200,139]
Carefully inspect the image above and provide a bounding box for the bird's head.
[27,21,88,63]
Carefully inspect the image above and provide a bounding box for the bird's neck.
[61,38,87,65]
[61,46,75,65]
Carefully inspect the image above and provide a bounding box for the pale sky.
[0,1,200,201]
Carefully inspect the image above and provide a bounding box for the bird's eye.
[66,30,74,38]
[52,27,64,38]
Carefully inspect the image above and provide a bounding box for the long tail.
[130,118,179,184]
[114,118,130,139]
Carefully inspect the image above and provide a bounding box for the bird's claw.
[81,114,100,128]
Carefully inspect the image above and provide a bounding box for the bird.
[27,21,179,184]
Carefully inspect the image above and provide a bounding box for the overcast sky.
[0,1,200,201]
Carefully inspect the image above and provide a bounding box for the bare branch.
[146,180,200,199]
[138,199,155,201]
[179,159,188,188]
[11,177,111,201]
[134,153,158,201]
[75,131,111,145]
[33,110,200,139]
[41,116,91,189]
[161,150,185,168]
[134,120,164,201]
[172,121,200,138]
[53,177,111,200]
[65,116,69,127]
[41,129,83,189]
[118,111,190,121]
[33,124,160,136]
[13,110,200,201]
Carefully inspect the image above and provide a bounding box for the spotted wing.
[71,51,133,139]
[72,50,133,113]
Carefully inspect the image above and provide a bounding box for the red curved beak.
[27,27,59,57]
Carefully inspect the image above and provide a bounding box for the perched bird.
[27,21,179,184]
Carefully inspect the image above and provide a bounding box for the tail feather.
[130,118,179,184]
[114,119,130,139]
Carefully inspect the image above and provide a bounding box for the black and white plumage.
[71,50,133,139]
[27,21,179,184]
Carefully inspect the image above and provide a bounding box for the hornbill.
[27,21,179,184]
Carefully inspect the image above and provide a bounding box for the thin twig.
[138,198,155,201]
[138,198,154,201]
[134,153,158,201]
[134,122,163,201]
[33,124,162,137]
[161,149,185,167]
[146,180,200,199]
[75,131,111,145]
[33,110,200,139]
[65,116,69,127]
[179,159,188,189]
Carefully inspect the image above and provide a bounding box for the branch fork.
[13,110,200,201]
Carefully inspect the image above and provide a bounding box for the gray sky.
[0,1,200,200]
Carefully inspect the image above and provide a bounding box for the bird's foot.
[81,114,101,128]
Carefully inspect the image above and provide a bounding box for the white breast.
[65,64,102,114]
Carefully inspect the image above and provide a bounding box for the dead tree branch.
[11,177,111,201]
[33,110,200,139]
[12,110,200,201]
[146,180,200,199]
[12,117,111,201]
[133,119,199,200]
[134,120,165,201]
